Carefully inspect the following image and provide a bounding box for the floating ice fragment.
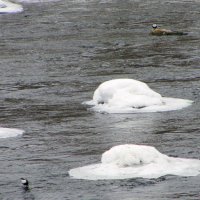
[84,79,193,113]
[0,0,23,13]
[0,127,24,139]
[15,0,61,3]
[69,144,200,180]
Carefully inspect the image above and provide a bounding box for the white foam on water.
[69,144,200,180]
[0,127,24,139]
[0,0,23,13]
[84,79,193,113]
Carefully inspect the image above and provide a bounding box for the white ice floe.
[85,79,192,113]
[15,0,61,3]
[0,127,24,139]
[69,144,200,180]
[0,0,23,13]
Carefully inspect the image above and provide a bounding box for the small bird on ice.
[21,178,29,189]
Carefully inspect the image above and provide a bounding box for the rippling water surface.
[0,0,200,199]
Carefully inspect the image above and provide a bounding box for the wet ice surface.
[85,79,193,113]
[69,144,200,180]
[0,0,200,199]
[0,0,23,13]
[0,127,24,138]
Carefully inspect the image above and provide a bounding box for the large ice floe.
[69,144,200,180]
[0,127,24,139]
[85,79,193,113]
[0,0,23,14]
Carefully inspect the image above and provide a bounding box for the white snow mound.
[84,79,193,113]
[69,144,200,180]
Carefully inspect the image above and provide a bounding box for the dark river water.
[0,0,200,199]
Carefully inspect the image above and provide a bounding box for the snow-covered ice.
[85,79,192,113]
[0,127,24,139]
[69,144,200,180]
[0,0,23,14]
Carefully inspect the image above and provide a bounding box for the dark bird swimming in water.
[21,178,29,189]
[150,24,188,36]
